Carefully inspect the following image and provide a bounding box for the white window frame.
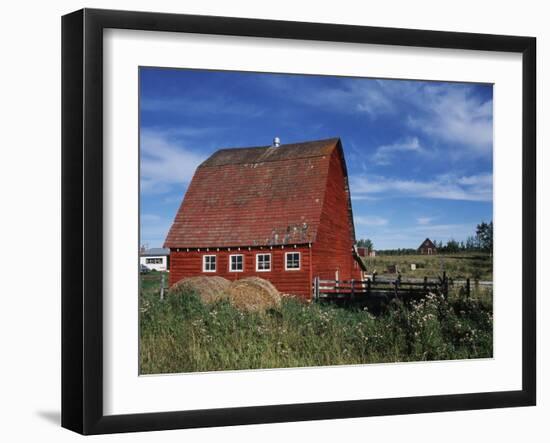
[285,252,301,271]
[229,254,244,272]
[202,255,217,272]
[255,253,272,272]
[145,257,163,264]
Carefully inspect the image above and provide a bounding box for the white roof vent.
[272,137,281,147]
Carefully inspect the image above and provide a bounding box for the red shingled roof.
[164,138,348,248]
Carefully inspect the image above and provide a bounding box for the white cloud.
[143,125,223,138]
[141,97,264,117]
[257,78,492,158]
[162,194,185,204]
[406,84,493,156]
[456,173,493,186]
[369,80,493,156]
[352,83,395,117]
[259,77,394,119]
[140,213,173,248]
[350,172,493,202]
[256,76,493,157]
[350,194,380,202]
[354,215,389,226]
[416,217,433,225]
[140,129,206,194]
[141,213,162,223]
[372,136,425,165]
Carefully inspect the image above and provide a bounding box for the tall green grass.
[140,282,493,374]
[363,252,493,280]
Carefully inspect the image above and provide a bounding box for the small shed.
[357,247,376,257]
[418,238,437,255]
[140,247,170,271]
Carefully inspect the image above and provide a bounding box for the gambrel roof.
[164,138,355,248]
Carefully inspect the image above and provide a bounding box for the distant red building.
[164,137,365,299]
[356,247,375,257]
[418,238,437,255]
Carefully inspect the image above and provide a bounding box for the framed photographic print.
[61,8,536,435]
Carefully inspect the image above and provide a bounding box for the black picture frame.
[62,8,536,435]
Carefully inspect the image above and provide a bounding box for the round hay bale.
[227,277,281,312]
[169,276,231,305]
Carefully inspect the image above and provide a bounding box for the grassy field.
[362,252,493,281]
[140,271,493,374]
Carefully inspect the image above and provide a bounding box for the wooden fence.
[312,272,463,304]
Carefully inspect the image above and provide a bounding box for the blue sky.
[140,67,493,250]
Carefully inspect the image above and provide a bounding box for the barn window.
[256,253,271,271]
[203,255,216,272]
[285,252,300,270]
[229,254,244,272]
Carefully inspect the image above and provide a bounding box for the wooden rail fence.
[312,273,463,304]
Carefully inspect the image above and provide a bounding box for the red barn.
[418,238,437,255]
[164,137,365,300]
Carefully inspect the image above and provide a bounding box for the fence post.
[316,276,320,301]
[466,278,470,298]
[313,276,318,301]
[367,277,371,297]
[394,277,399,300]
[160,273,165,301]
[424,276,428,294]
[351,279,355,303]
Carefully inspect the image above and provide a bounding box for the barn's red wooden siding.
[169,246,312,299]
[311,148,363,282]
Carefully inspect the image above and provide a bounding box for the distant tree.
[364,239,373,252]
[356,238,374,252]
[377,221,492,256]
[465,235,477,251]
[476,221,493,252]
[445,239,460,253]
[377,248,416,256]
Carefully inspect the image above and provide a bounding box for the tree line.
[356,221,493,255]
